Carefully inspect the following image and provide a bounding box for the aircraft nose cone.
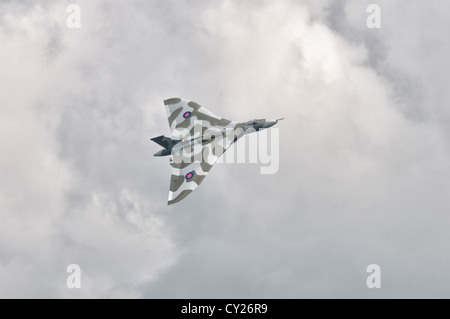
[263,120,278,128]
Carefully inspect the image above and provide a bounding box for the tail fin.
[151,135,181,149]
[151,135,171,149]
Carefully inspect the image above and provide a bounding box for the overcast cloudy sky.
[1,0,450,298]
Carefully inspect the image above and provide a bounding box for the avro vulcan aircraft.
[152,98,282,205]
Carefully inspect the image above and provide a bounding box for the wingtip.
[164,98,182,105]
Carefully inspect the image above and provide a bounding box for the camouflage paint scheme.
[158,98,280,205]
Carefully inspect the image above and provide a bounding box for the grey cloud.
[311,0,450,123]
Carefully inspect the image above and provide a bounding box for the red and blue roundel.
[185,172,194,180]
[183,111,192,119]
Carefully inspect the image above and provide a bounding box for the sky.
[1,0,450,298]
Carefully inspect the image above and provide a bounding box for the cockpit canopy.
[245,119,266,126]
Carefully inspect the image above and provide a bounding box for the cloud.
[0,1,179,298]
[1,0,450,298]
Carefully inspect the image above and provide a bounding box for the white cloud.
[0,1,179,298]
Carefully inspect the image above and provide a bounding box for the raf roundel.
[185,172,194,180]
[183,111,192,119]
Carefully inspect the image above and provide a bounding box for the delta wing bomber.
[151,98,282,205]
